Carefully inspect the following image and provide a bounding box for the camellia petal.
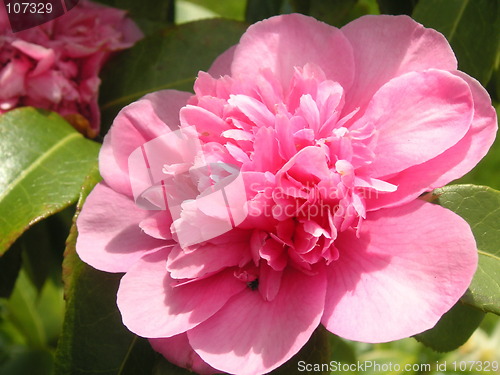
[208,45,236,77]
[231,13,354,90]
[139,210,174,240]
[117,251,247,338]
[167,230,252,279]
[100,90,191,196]
[11,40,55,76]
[425,71,498,188]
[322,200,478,342]
[0,0,142,132]
[341,14,457,116]
[0,59,29,103]
[367,72,497,210]
[358,69,473,177]
[76,183,165,273]
[188,268,326,375]
[149,334,219,375]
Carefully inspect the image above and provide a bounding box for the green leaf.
[183,0,245,21]
[431,184,500,315]
[95,0,175,33]
[414,301,485,352]
[307,0,359,27]
[3,271,47,348]
[245,0,285,23]
[413,0,500,85]
[36,277,65,347]
[0,347,53,375]
[377,0,418,15]
[59,166,101,300]
[358,349,417,375]
[176,0,218,24]
[1,205,70,298]
[342,0,381,25]
[1,268,63,355]
[0,243,22,298]
[455,135,500,191]
[270,326,331,375]
[153,357,204,375]
[99,19,247,130]
[16,207,70,292]
[0,108,100,256]
[54,168,157,375]
[1,270,64,349]
[0,305,27,347]
[328,335,358,375]
[18,221,53,292]
[495,69,500,103]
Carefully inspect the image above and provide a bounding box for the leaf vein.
[0,132,82,204]
[478,250,500,262]
[447,0,469,42]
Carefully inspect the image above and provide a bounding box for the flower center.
[170,64,397,299]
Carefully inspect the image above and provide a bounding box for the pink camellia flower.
[0,0,142,136]
[76,14,497,375]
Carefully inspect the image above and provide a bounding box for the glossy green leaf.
[99,19,247,130]
[413,0,500,85]
[0,108,100,257]
[414,301,485,352]
[54,168,157,375]
[377,0,418,15]
[431,185,500,315]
